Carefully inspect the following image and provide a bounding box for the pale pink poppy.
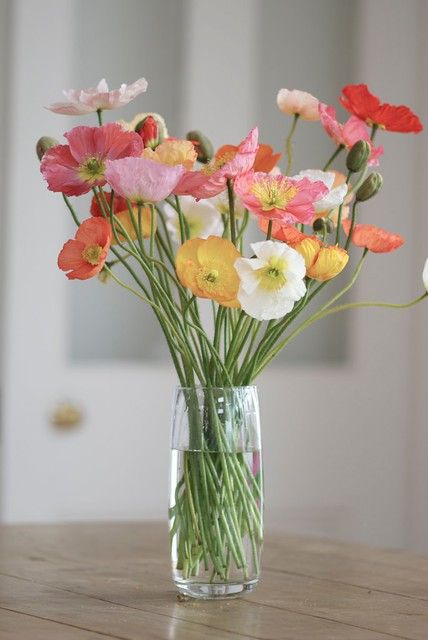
[47,78,148,115]
[276,89,320,121]
[174,128,259,199]
[105,156,185,203]
[319,103,383,166]
[235,171,328,225]
[40,123,143,196]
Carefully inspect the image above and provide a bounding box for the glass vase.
[169,386,263,599]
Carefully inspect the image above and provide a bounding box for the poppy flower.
[47,78,148,115]
[174,128,259,199]
[319,104,383,165]
[294,237,349,281]
[105,156,185,203]
[276,89,320,121]
[234,240,306,320]
[342,219,404,253]
[163,195,223,244]
[142,139,197,170]
[234,171,328,225]
[258,219,309,245]
[40,123,143,196]
[176,236,241,307]
[215,143,281,174]
[340,84,423,133]
[58,218,112,280]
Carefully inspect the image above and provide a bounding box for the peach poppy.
[276,89,320,121]
[58,218,112,280]
[215,143,281,174]
[176,236,241,307]
[342,220,404,253]
[90,190,153,244]
[142,139,197,170]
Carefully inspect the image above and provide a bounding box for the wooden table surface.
[0,522,427,640]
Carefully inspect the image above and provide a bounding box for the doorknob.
[50,402,84,429]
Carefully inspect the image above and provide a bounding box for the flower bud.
[36,136,59,161]
[346,140,371,173]
[313,217,334,234]
[355,172,383,202]
[136,115,160,149]
[186,130,214,164]
[97,267,111,284]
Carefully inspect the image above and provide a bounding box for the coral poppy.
[234,171,327,225]
[235,241,306,320]
[176,236,241,307]
[276,89,320,121]
[319,104,383,165]
[58,217,112,280]
[174,128,259,199]
[342,220,404,253]
[258,219,309,245]
[90,190,153,244]
[40,123,143,196]
[215,143,281,174]
[47,78,148,115]
[340,84,423,133]
[295,237,349,281]
[105,156,185,203]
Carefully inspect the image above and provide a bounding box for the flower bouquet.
[38,78,427,599]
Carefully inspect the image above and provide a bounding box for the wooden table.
[1,522,427,639]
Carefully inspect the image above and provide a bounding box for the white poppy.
[296,169,348,213]
[235,241,306,321]
[163,195,223,244]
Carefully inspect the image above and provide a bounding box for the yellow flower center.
[201,151,236,176]
[82,244,103,265]
[78,156,106,183]
[251,177,298,211]
[196,266,220,293]
[256,256,287,291]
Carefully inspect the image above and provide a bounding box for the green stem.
[227,178,236,245]
[96,109,103,126]
[285,113,299,174]
[323,144,345,171]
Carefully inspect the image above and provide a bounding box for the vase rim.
[176,385,257,391]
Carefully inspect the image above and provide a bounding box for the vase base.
[174,578,258,600]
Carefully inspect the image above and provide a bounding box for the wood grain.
[1,522,427,640]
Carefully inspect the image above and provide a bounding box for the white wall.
[1,0,427,552]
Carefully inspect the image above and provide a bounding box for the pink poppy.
[105,156,185,203]
[47,78,148,115]
[174,128,259,199]
[40,123,143,196]
[234,171,328,225]
[58,218,112,280]
[319,103,383,166]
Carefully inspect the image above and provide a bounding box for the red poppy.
[342,220,404,253]
[340,84,423,134]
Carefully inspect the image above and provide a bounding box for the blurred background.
[1,0,427,552]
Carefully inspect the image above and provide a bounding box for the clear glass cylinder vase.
[169,386,263,599]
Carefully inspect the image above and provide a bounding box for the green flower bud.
[355,172,383,202]
[36,136,59,161]
[313,217,334,234]
[346,140,371,173]
[186,130,214,164]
